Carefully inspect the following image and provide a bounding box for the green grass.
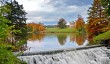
[45,28,76,33]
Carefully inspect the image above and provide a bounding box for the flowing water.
[18,46,110,64]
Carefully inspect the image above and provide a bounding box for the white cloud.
[27,16,57,23]
[26,20,34,23]
[66,5,91,14]
[16,0,55,12]
[16,0,92,24]
[25,5,91,23]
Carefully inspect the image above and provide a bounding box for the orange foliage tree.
[87,0,110,39]
[27,23,45,32]
[75,15,85,31]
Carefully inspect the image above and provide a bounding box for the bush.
[0,45,26,64]
[93,30,110,43]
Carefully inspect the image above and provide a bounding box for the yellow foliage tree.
[87,0,110,39]
[27,23,45,32]
[75,15,85,31]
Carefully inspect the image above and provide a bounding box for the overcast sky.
[16,0,93,25]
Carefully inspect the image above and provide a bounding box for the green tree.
[101,0,110,16]
[5,0,27,36]
[57,18,67,29]
[0,0,11,41]
[100,0,110,22]
[0,0,26,64]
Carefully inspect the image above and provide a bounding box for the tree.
[27,23,45,32]
[5,0,27,36]
[87,0,110,39]
[0,0,11,40]
[75,15,85,32]
[101,0,110,26]
[92,0,110,45]
[57,18,67,29]
[101,0,110,16]
[0,0,26,64]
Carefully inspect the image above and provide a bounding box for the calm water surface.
[25,33,91,52]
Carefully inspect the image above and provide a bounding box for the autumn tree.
[92,0,110,45]
[27,23,45,32]
[57,18,67,29]
[75,15,85,32]
[87,0,110,39]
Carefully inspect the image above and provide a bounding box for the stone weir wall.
[18,45,104,56]
[17,45,110,64]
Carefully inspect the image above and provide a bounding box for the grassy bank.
[45,28,76,33]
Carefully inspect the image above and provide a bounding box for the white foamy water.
[18,47,110,64]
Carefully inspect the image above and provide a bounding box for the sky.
[16,0,93,25]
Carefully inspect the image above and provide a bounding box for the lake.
[23,33,94,52]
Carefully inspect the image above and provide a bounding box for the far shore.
[44,28,76,33]
[27,28,85,33]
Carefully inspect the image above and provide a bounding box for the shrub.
[0,45,26,64]
[93,30,110,43]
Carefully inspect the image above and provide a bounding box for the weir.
[18,45,110,64]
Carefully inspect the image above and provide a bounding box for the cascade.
[18,46,110,64]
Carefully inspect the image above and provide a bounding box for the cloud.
[16,0,92,24]
[16,0,54,12]
[26,5,91,23]
[47,0,93,7]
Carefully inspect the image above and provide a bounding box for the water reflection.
[7,35,27,52]
[56,33,67,45]
[28,33,45,41]
[26,33,88,51]
[70,33,87,45]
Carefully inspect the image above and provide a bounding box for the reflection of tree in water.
[76,33,86,45]
[70,33,86,45]
[70,33,75,42]
[88,38,97,45]
[56,33,67,45]
[16,37,27,51]
[7,35,27,52]
[28,33,45,41]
